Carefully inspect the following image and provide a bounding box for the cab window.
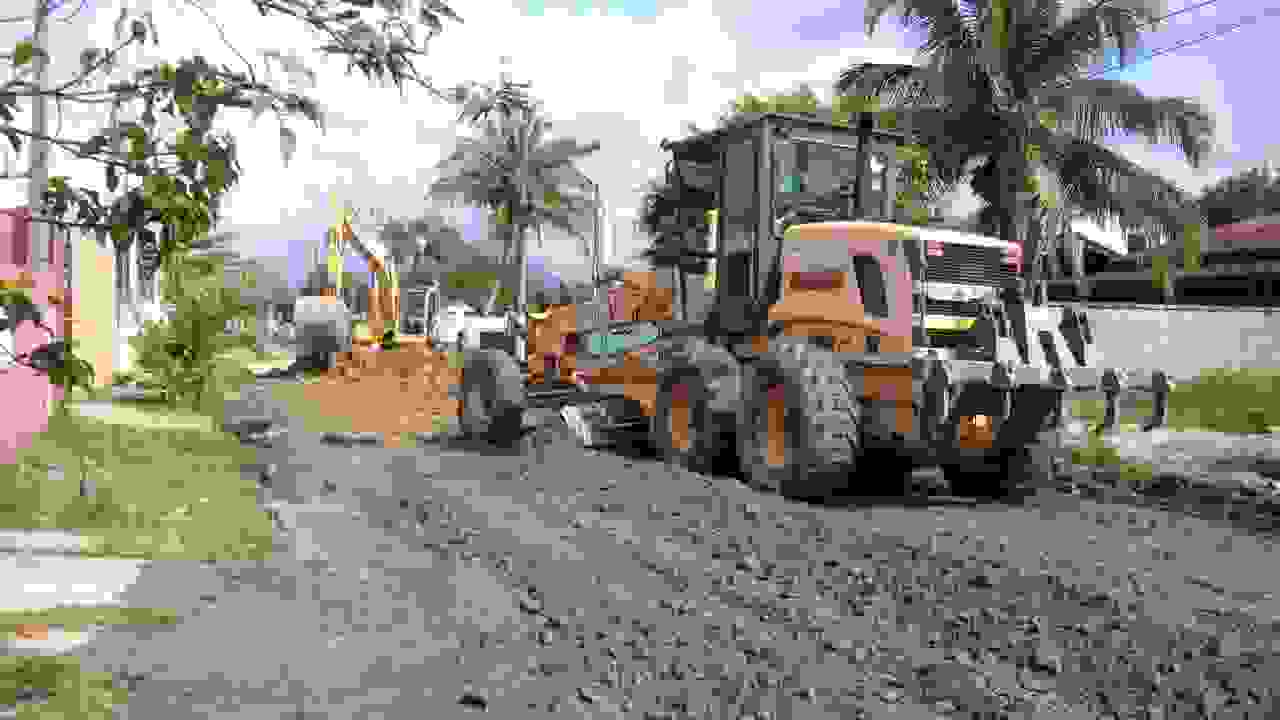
[852,255,889,318]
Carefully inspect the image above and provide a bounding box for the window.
[852,255,889,318]
[721,135,757,258]
[865,152,890,220]
[721,250,754,299]
[115,243,132,306]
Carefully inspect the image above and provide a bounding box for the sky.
[0,0,1273,286]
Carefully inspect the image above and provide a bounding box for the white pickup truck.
[430,303,516,351]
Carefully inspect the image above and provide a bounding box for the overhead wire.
[1078,4,1280,81]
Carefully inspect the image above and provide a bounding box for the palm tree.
[838,0,1214,303]
[636,167,716,321]
[430,81,601,322]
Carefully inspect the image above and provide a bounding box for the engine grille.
[926,244,1017,287]
[925,298,983,318]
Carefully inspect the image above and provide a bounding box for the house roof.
[1211,218,1280,247]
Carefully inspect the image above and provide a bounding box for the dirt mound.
[298,344,464,441]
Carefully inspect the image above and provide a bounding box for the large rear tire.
[459,348,526,445]
[736,341,860,501]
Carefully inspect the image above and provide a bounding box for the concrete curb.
[317,430,458,447]
[0,530,87,556]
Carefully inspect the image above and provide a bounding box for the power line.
[899,0,1218,61]
[1081,5,1280,80]
[1144,0,1221,28]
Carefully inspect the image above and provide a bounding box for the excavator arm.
[336,207,401,337]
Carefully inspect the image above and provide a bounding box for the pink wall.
[0,208,68,466]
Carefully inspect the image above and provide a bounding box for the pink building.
[0,208,67,466]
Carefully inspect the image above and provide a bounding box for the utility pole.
[585,176,600,299]
[27,0,50,271]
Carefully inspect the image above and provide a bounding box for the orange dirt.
[298,344,464,444]
[15,624,48,640]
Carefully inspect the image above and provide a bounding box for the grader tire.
[651,369,732,475]
[736,341,860,501]
[459,347,526,446]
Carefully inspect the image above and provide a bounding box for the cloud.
[13,0,1265,298]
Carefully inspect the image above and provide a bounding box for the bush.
[380,328,399,350]
[129,253,256,413]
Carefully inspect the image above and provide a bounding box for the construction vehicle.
[456,111,1172,499]
[294,204,403,348]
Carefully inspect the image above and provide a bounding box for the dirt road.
[72,383,1280,718]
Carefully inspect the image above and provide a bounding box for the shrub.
[129,253,256,413]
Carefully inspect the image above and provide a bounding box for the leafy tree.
[430,80,600,314]
[636,170,713,322]
[1197,166,1280,228]
[3,0,481,273]
[838,0,1214,302]
[0,288,96,408]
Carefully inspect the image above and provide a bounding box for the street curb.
[0,530,87,556]
[316,430,459,447]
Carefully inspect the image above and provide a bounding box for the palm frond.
[836,63,937,107]
[1022,0,1167,90]
[862,0,980,54]
[1035,79,1214,167]
[1034,126,1200,248]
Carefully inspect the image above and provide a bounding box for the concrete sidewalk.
[0,530,149,656]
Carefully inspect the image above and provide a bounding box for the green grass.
[4,358,275,561]
[266,379,360,435]
[1,410,274,560]
[215,347,295,375]
[0,655,129,719]
[0,607,178,636]
[1070,367,1280,435]
[1068,433,1156,488]
[0,608,176,718]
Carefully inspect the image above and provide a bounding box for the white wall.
[114,241,165,375]
[1078,305,1280,382]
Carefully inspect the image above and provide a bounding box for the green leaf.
[110,223,129,249]
[13,40,34,67]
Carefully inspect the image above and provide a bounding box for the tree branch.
[179,0,258,87]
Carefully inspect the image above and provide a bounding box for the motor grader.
[455,111,1172,499]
